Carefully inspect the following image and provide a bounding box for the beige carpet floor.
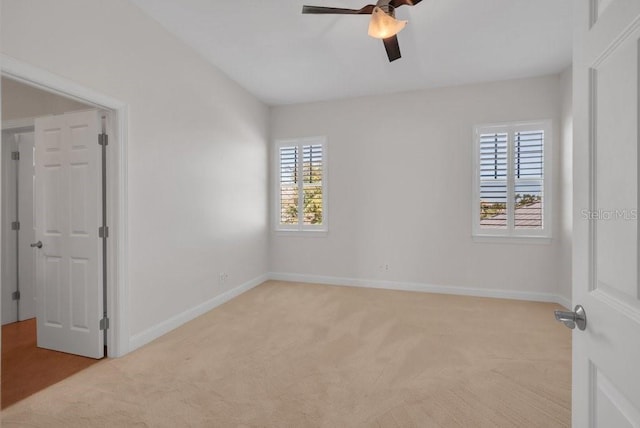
[1,281,571,427]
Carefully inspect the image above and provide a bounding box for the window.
[275,137,327,232]
[473,121,551,239]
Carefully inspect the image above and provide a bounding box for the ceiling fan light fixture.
[367,6,407,39]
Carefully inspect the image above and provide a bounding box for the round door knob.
[554,305,587,330]
[30,241,43,249]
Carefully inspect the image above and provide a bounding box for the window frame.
[472,120,552,241]
[274,136,328,234]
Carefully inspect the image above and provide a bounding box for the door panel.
[594,367,640,427]
[593,25,637,298]
[573,0,640,425]
[70,164,90,235]
[43,256,62,327]
[35,110,103,359]
[70,257,90,331]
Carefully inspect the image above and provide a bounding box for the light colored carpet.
[1,281,571,427]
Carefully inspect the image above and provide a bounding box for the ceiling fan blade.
[302,5,375,14]
[383,35,401,62]
[389,0,422,7]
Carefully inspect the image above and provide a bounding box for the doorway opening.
[1,77,104,407]
[1,58,129,407]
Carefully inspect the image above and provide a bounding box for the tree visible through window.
[277,138,327,231]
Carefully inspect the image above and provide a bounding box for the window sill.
[274,229,328,238]
[472,235,552,245]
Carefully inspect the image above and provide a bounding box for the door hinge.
[100,317,110,331]
[98,133,109,146]
[99,226,109,238]
[11,151,20,160]
[11,221,20,231]
[11,291,21,301]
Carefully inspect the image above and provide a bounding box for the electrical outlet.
[219,272,229,285]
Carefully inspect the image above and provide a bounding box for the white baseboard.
[128,271,571,353]
[269,272,571,309]
[128,273,269,352]
[555,295,572,310]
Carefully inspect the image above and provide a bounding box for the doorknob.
[30,241,43,249]
[554,305,587,330]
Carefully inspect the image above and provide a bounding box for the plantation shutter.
[475,123,548,238]
[277,139,326,230]
[514,130,544,229]
[279,145,299,225]
[302,144,324,225]
[479,132,508,228]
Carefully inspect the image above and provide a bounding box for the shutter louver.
[479,132,508,228]
[514,130,543,229]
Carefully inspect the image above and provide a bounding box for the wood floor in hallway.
[1,318,102,409]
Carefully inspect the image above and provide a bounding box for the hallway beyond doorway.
[1,319,102,408]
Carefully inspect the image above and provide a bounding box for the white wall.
[1,0,269,345]
[559,67,573,303]
[0,0,571,354]
[2,77,89,121]
[270,75,566,299]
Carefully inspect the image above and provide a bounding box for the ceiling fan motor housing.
[376,0,396,17]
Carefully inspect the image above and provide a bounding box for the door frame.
[1,55,129,358]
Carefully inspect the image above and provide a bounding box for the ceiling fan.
[302,0,422,62]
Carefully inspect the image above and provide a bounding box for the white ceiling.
[131,0,572,106]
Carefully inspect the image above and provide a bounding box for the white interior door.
[1,130,19,325]
[573,0,640,426]
[17,130,36,321]
[1,129,36,324]
[35,110,104,359]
